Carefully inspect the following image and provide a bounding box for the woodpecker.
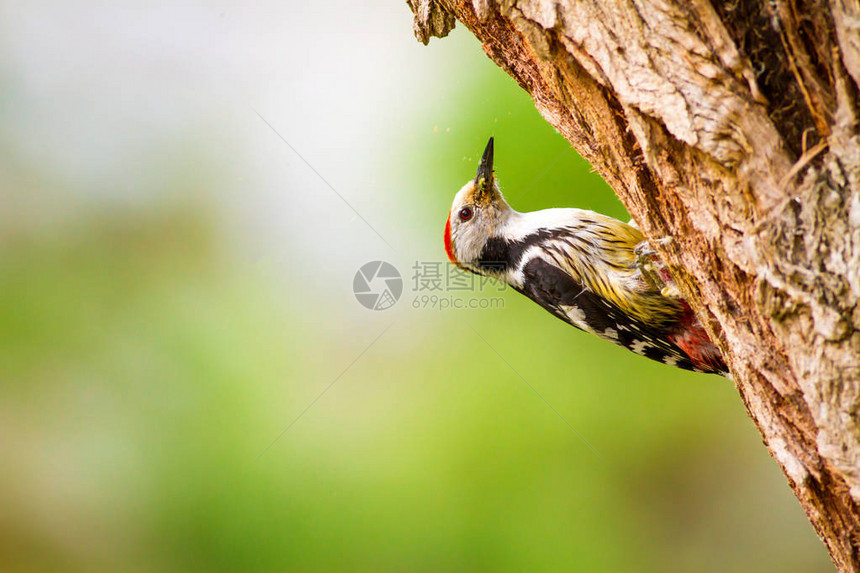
[444,137,727,376]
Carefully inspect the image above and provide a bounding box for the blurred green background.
[0,2,831,571]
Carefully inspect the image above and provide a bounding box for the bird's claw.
[634,238,679,297]
[660,284,683,299]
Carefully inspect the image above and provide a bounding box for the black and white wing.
[515,257,700,372]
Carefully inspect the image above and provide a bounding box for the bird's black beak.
[474,137,494,190]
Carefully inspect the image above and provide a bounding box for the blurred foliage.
[0,22,831,573]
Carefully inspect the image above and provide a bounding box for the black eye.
[458,206,473,221]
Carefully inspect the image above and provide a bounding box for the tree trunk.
[406,0,860,569]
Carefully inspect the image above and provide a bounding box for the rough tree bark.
[405,0,860,569]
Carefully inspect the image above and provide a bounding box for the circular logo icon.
[353,261,403,310]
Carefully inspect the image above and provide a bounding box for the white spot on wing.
[603,327,618,340]
[630,339,649,355]
[560,304,592,332]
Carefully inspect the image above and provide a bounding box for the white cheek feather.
[453,222,489,264]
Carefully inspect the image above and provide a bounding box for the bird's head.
[444,137,513,271]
